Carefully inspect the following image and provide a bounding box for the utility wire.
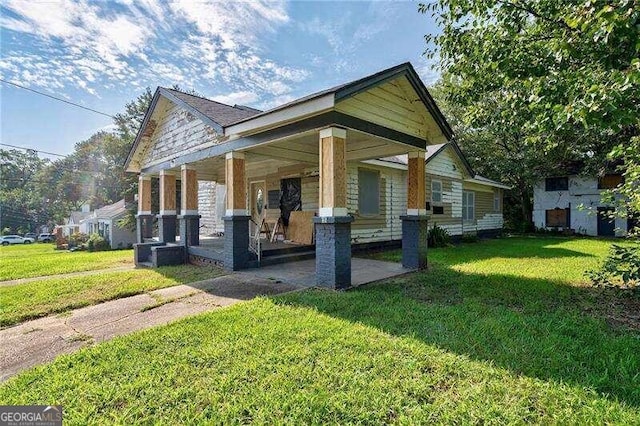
[0,143,68,158]
[0,78,115,118]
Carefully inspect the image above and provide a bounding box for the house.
[82,199,137,249]
[125,62,502,289]
[532,173,633,236]
[379,142,509,239]
[59,204,91,237]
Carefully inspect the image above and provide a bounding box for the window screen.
[462,191,475,221]
[431,180,442,203]
[358,169,380,216]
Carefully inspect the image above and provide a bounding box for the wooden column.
[407,151,426,215]
[159,170,177,215]
[180,165,198,215]
[137,175,151,215]
[225,152,247,216]
[319,127,347,217]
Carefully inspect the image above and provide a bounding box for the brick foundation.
[223,216,251,271]
[314,216,353,290]
[401,215,428,269]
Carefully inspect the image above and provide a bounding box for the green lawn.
[0,243,134,281]
[0,265,226,327]
[2,237,639,423]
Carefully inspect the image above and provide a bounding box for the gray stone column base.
[313,216,353,290]
[401,215,429,269]
[157,214,177,243]
[223,215,251,271]
[178,215,200,247]
[136,214,154,243]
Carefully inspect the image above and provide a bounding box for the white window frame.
[463,191,475,222]
[431,179,443,204]
[493,191,500,212]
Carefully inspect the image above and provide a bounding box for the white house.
[60,204,91,237]
[83,199,136,249]
[532,174,632,236]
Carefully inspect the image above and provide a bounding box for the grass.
[0,265,225,327]
[0,243,134,281]
[1,236,639,423]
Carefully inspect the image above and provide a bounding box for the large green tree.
[422,0,639,228]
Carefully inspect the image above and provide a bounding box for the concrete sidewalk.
[0,274,302,382]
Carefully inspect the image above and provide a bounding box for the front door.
[250,181,266,223]
[597,207,616,236]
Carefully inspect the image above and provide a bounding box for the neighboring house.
[60,204,91,237]
[532,173,632,236]
[124,62,504,288]
[82,199,136,249]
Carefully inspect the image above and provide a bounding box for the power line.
[0,143,67,158]
[0,78,115,118]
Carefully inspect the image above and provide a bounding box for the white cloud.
[212,91,260,106]
[0,0,308,105]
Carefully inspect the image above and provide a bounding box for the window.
[358,169,380,216]
[546,209,568,227]
[431,180,443,204]
[494,191,500,211]
[433,205,444,215]
[598,174,623,189]
[545,177,568,191]
[462,191,475,221]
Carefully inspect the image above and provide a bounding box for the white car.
[0,235,35,246]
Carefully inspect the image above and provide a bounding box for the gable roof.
[226,62,453,139]
[87,199,130,221]
[163,88,261,127]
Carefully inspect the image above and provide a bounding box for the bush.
[587,242,640,291]
[68,232,89,247]
[428,224,450,248]
[87,233,110,252]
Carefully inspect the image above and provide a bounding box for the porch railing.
[249,219,262,263]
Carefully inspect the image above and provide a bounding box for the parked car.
[0,235,35,245]
[37,233,54,243]
[24,233,37,239]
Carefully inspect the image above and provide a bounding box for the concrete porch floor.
[238,257,414,288]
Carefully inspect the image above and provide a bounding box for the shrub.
[87,233,110,252]
[428,224,450,248]
[68,232,89,247]
[587,242,640,292]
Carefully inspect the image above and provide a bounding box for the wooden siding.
[141,99,222,169]
[335,76,447,143]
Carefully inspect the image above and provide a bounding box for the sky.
[0,0,441,157]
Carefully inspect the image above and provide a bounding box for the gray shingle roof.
[163,89,261,127]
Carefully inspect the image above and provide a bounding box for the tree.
[421,0,639,228]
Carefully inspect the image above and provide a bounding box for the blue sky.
[0,1,441,157]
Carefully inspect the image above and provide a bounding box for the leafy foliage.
[588,242,640,290]
[428,223,451,247]
[87,233,110,252]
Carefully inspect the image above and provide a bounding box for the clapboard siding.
[336,76,446,143]
[142,101,221,169]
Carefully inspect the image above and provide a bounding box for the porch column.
[178,164,200,247]
[223,152,250,271]
[314,127,353,289]
[136,174,153,243]
[157,169,177,243]
[402,151,428,269]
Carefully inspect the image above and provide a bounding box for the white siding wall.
[532,175,628,236]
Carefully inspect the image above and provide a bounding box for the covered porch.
[127,63,453,289]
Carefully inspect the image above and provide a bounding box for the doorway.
[597,207,616,236]
[280,177,302,226]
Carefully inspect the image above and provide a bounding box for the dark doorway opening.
[597,207,616,237]
[280,178,301,226]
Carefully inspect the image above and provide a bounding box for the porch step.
[259,250,315,266]
[261,244,314,258]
